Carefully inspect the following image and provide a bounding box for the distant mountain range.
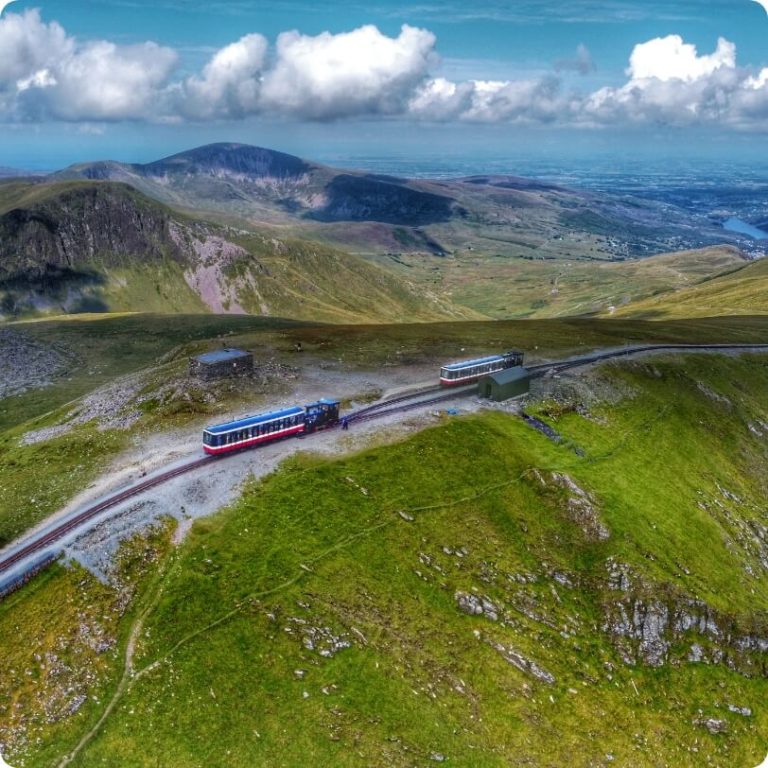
[52,143,737,259]
[0,142,764,322]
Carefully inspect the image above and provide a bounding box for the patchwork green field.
[1,352,767,767]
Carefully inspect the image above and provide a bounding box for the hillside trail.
[55,551,177,768]
[51,471,539,766]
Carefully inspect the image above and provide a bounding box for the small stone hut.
[478,366,530,402]
[189,348,253,380]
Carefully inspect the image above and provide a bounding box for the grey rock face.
[635,601,670,667]
[547,471,610,541]
[605,584,768,671]
[0,184,183,284]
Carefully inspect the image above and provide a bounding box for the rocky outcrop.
[0,327,78,399]
[532,470,610,541]
[455,591,500,621]
[0,183,183,286]
[481,635,556,684]
[604,561,768,671]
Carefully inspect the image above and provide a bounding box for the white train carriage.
[440,351,524,386]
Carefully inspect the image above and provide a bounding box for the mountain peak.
[142,143,316,180]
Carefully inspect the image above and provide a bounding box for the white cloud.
[627,35,735,82]
[180,33,267,119]
[0,9,177,121]
[408,77,473,120]
[0,9,70,84]
[259,24,437,119]
[554,43,596,76]
[461,76,568,123]
[2,11,768,132]
[579,36,768,128]
[42,41,177,121]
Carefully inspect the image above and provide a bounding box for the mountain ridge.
[0,179,466,323]
[52,142,740,260]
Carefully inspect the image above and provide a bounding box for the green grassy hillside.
[613,256,768,319]
[370,245,747,320]
[1,353,768,767]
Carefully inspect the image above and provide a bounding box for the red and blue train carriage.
[203,399,340,455]
[439,350,524,386]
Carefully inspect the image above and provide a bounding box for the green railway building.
[478,366,530,402]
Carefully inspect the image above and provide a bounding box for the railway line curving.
[2,341,768,597]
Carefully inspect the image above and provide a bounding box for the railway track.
[526,342,768,376]
[346,385,444,421]
[350,385,476,424]
[2,341,767,592]
[0,456,214,577]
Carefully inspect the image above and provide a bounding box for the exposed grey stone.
[550,472,610,541]
[696,718,728,735]
[688,644,705,663]
[635,601,670,666]
[454,591,499,621]
[488,639,555,684]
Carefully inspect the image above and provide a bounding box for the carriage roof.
[441,354,506,372]
[204,405,305,435]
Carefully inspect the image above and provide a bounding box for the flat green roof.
[483,366,530,385]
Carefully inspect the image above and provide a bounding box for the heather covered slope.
[2,352,767,767]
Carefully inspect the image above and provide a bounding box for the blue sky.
[2,0,768,169]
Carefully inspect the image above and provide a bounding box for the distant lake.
[722,217,768,239]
